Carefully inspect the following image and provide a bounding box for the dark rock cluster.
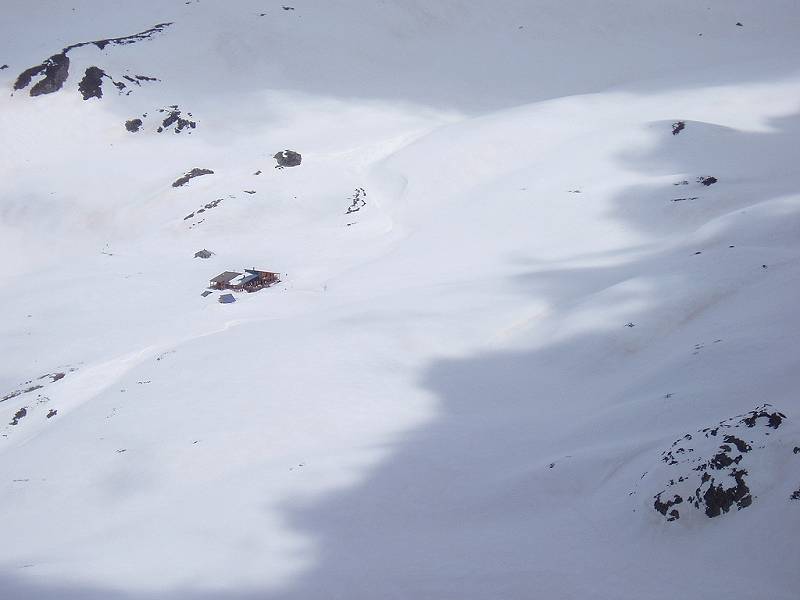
[184,199,223,221]
[345,188,367,214]
[157,106,197,134]
[2,371,70,403]
[647,404,793,521]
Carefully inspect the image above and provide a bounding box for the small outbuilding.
[218,293,236,304]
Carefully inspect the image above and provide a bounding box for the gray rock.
[274,150,302,168]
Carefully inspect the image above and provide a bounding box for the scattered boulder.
[46,409,57,419]
[672,121,686,136]
[194,249,214,259]
[10,407,27,426]
[0,64,8,70]
[698,176,718,186]
[125,118,143,133]
[274,150,302,168]
[172,168,214,188]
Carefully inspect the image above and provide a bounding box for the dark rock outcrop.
[17,53,71,96]
[125,118,143,132]
[10,407,27,426]
[13,23,171,98]
[78,66,106,100]
[172,168,214,188]
[645,404,792,522]
[274,150,302,168]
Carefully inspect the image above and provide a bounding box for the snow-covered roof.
[228,273,259,286]
[210,271,241,284]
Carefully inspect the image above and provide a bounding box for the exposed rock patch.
[16,53,71,97]
[345,188,367,214]
[157,106,197,134]
[172,168,214,188]
[78,66,106,100]
[9,408,27,426]
[125,118,143,133]
[13,23,171,98]
[672,121,685,135]
[2,370,73,403]
[184,199,223,222]
[698,176,718,186]
[194,249,214,259]
[641,404,795,522]
[274,150,302,168]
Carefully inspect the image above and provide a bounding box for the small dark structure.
[209,269,280,293]
[274,150,302,168]
[194,249,214,259]
[218,294,236,304]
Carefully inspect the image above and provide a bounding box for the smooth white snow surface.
[0,1,799,598]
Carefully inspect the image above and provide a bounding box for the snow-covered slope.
[1,2,799,598]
